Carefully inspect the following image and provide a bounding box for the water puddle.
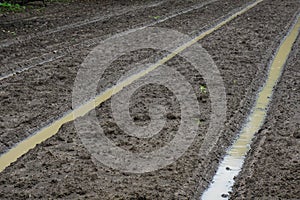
[201,14,300,200]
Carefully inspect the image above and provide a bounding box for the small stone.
[293,131,300,139]
[221,193,229,198]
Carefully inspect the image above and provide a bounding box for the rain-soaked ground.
[0,0,299,199]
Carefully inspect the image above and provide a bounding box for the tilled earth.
[0,0,299,199]
[231,35,300,200]
[0,0,250,153]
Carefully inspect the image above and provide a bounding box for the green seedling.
[0,2,25,12]
[194,118,201,125]
[195,118,206,125]
[8,30,16,35]
[200,85,207,94]
[2,30,16,35]
[149,16,160,20]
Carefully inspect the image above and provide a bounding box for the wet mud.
[231,32,300,200]
[0,0,299,199]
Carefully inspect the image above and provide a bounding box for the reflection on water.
[202,14,300,200]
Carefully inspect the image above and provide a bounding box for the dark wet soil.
[0,0,299,199]
[0,0,166,41]
[231,35,300,200]
[0,0,248,76]
[0,0,250,156]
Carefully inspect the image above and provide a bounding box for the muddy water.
[0,0,264,173]
[201,14,300,200]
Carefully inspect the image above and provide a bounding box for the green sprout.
[195,118,206,125]
[0,2,25,12]
[195,118,201,125]
[149,16,160,20]
[200,85,207,94]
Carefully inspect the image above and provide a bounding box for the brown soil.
[0,0,239,75]
[0,0,250,155]
[0,0,299,199]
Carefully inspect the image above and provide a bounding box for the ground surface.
[0,0,299,199]
[231,36,300,200]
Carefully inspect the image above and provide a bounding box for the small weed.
[195,118,205,125]
[0,2,25,12]
[150,15,161,20]
[200,85,207,94]
[195,118,201,125]
[2,29,17,35]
